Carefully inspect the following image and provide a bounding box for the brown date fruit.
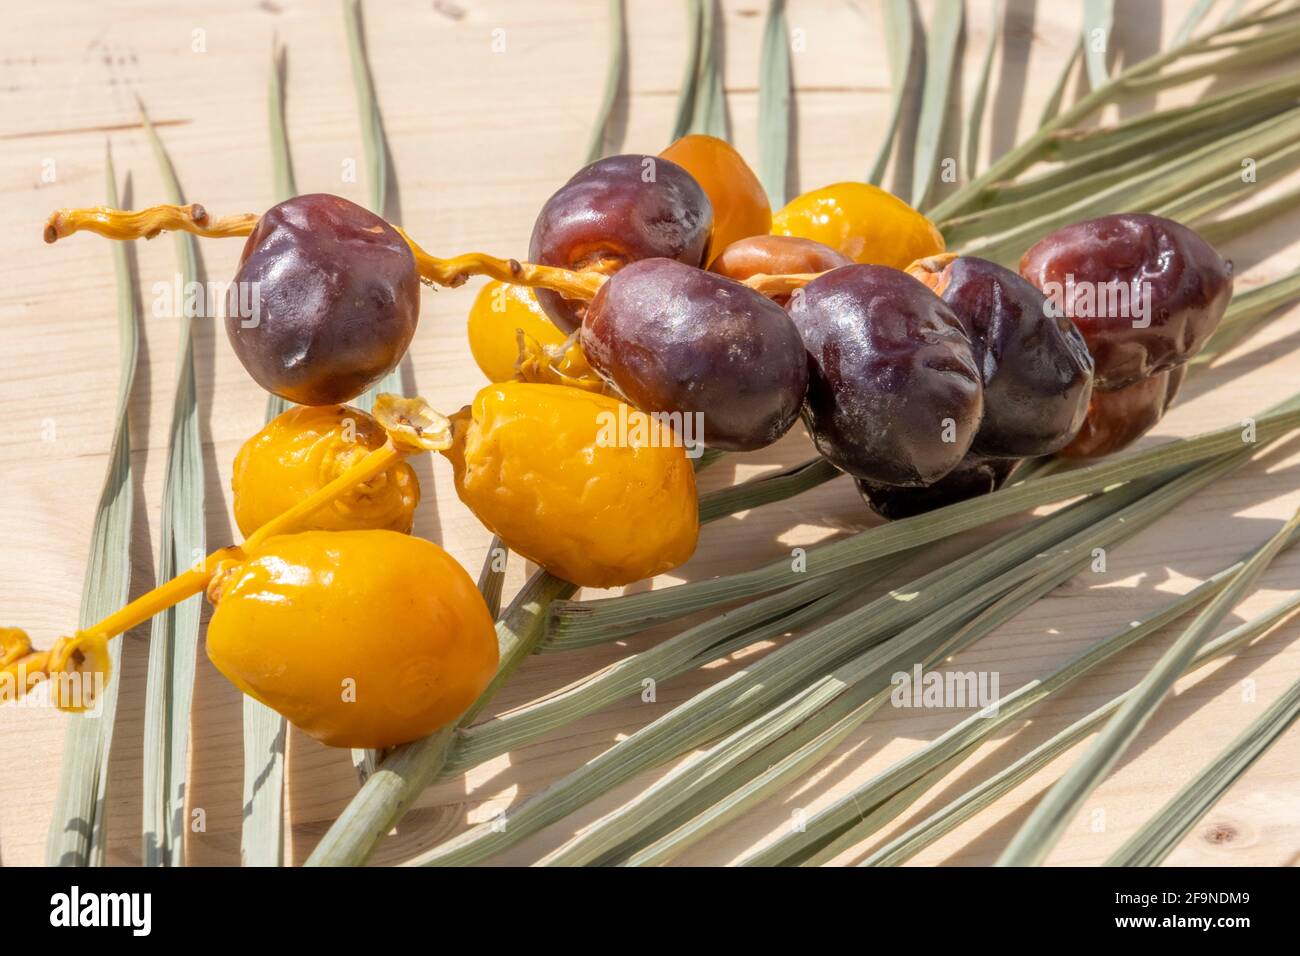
[709,235,853,304]
[581,258,808,451]
[226,193,419,406]
[1019,213,1232,391]
[908,254,1094,459]
[855,454,1018,521]
[1059,364,1186,459]
[529,154,713,333]
[789,265,983,486]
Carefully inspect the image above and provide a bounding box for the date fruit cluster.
[209,140,1233,524]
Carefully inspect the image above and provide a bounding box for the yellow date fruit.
[467,280,569,383]
[232,404,420,538]
[771,181,945,270]
[445,382,699,588]
[206,530,497,749]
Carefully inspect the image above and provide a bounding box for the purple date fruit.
[529,154,713,333]
[581,258,808,452]
[789,264,983,486]
[908,254,1094,459]
[1019,213,1232,391]
[226,193,419,406]
[856,454,1018,521]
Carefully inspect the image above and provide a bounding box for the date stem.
[44,201,824,303]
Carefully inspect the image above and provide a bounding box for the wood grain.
[1,0,1297,867]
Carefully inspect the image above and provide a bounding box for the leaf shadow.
[600,0,631,158]
[918,614,1298,867]
[1111,0,1163,119]
[988,0,1033,162]
[886,0,926,201]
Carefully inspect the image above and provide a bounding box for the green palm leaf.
[868,0,915,186]
[998,509,1300,865]
[1105,673,1300,866]
[45,145,140,867]
[757,0,792,206]
[138,103,206,868]
[1082,0,1115,89]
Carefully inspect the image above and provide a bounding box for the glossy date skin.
[660,134,771,262]
[581,258,808,451]
[529,154,713,333]
[709,235,853,304]
[910,255,1094,458]
[227,194,419,405]
[1019,213,1232,391]
[856,454,1018,521]
[1059,364,1186,459]
[789,265,983,486]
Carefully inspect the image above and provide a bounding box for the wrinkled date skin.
[710,235,853,304]
[910,255,1094,458]
[1060,364,1186,459]
[231,404,419,538]
[444,382,699,588]
[790,265,983,486]
[1019,213,1232,390]
[582,258,808,452]
[529,154,713,333]
[856,454,1018,521]
[227,193,420,406]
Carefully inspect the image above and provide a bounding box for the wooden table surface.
[2,0,1298,867]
